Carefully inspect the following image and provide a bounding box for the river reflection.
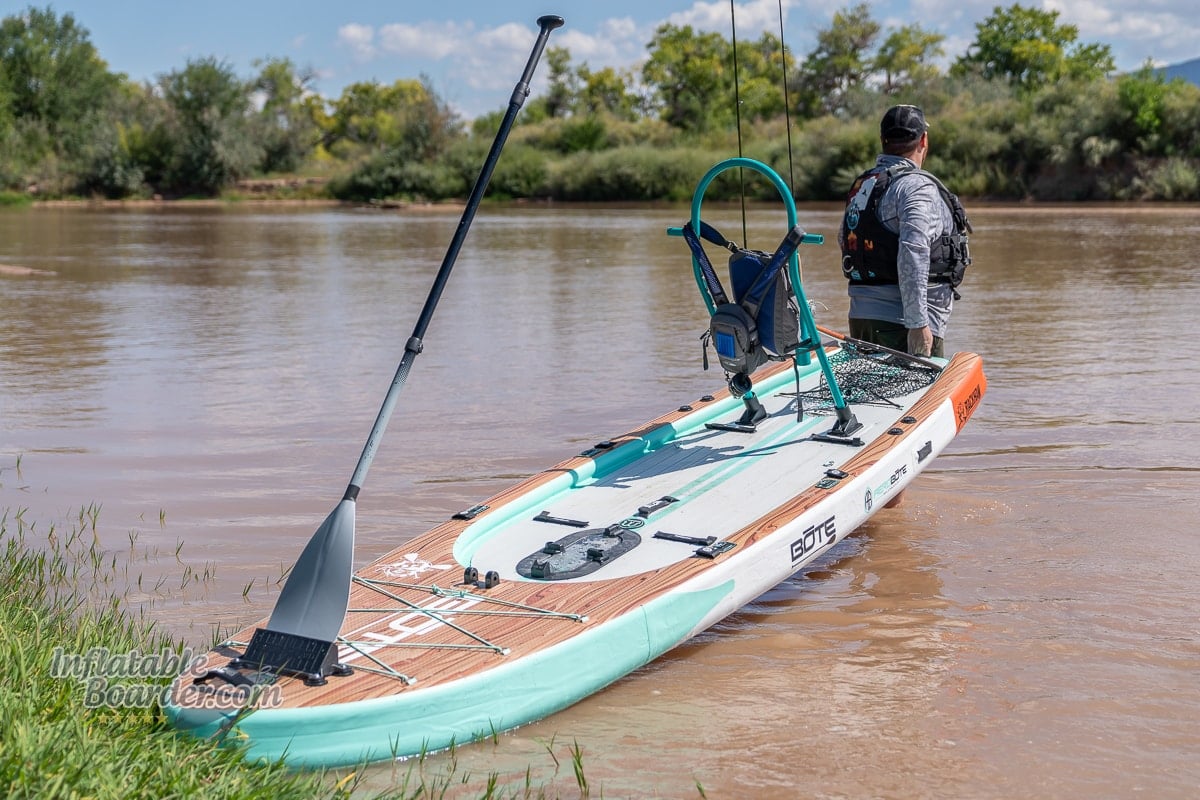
[2,202,1198,798]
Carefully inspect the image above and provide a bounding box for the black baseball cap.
[880,105,928,143]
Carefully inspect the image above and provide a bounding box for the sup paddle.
[252,15,566,671]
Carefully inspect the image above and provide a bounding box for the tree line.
[2,3,1198,203]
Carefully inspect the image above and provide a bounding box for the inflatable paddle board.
[164,158,986,768]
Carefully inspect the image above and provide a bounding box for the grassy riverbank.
[0,507,340,798]
[0,499,610,799]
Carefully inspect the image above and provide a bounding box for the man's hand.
[907,325,933,357]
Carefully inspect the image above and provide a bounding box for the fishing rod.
[728,0,800,264]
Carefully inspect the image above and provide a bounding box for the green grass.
[0,506,340,799]
[0,190,33,207]
[0,490,616,799]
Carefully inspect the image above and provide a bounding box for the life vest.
[840,163,972,288]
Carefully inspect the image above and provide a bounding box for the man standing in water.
[839,105,971,358]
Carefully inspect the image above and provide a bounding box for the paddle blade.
[266,499,355,642]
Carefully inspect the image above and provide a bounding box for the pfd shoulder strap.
[886,165,973,235]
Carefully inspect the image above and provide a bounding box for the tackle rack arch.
[668,156,857,429]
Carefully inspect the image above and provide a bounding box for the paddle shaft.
[343,15,564,502]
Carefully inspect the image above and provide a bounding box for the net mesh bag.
[793,343,941,413]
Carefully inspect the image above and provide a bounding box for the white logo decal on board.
[380,553,454,580]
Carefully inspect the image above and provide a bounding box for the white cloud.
[556,17,646,68]
[337,23,376,61]
[451,22,554,93]
[1045,0,1200,67]
[475,21,537,51]
[377,21,475,59]
[668,0,800,36]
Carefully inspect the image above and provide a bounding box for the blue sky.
[55,0,1200,118]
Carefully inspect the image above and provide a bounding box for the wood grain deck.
[175,351,986,710]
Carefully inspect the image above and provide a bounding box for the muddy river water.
[2,202,1197,798]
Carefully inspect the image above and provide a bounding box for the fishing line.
[777,0,801,282]
[778,0,797,198]
[730,0,748,246]
[729,1,799,247]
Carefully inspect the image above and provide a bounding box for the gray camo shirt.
[842,154,955,336]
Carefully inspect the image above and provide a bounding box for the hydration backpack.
[681,222,804,376]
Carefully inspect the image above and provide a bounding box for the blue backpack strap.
[695,220,735,250]
[680,221,731,307]
[740,226,805,316]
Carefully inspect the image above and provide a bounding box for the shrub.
[548,146,729,202]
[1134,157,1200,200]
[487,144,551,198]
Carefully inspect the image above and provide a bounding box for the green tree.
[326,78,463,201]
[540,46,577,118]
[112,79,173,192]
[158,56,260,195]
[324,80,403,151]
[524,45,641,122]
[795,3,881,117]
[252,57,321,173]
[72,77,157,198]
[0,5,119,190]
[0,7,117,138]
[953,3,1114,90]
[0,56,16,183]
[1158,77,1200,159]
[641,23,732,131]
[1114,64,1168,150]
[391,77,461,161]
[731,32,790,121]
[576,64,640,120]
[872,24,944,94]
[324,78,459,160]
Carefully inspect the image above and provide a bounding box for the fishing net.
[792,342,941,413]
